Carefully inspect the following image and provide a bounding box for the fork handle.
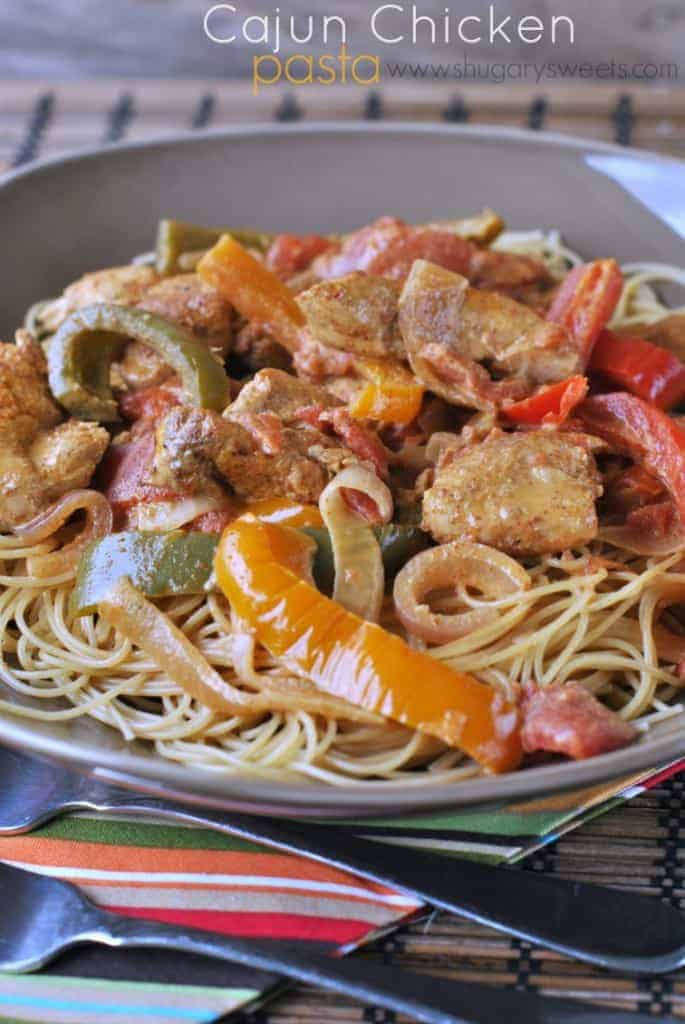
[81,791,685,975]
[97,911,658,1024]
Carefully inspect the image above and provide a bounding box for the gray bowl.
[0,123,684,817]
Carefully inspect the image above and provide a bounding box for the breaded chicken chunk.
[41,266,160,333]
[422,431,602,556]
[0,334,108,529]
[41,266,233,391]
[227,368,340,424]
[398,260,581,411]
[297,272,402,358]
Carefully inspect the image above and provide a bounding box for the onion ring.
[14,490,113,579]
[394,541,531,645]
[319,465,393,622]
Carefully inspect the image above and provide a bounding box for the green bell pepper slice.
[72,531,219,616]
[156,220,273,276]
[47,303,231,421]
[72,524,430,615]
[301,524,430,595]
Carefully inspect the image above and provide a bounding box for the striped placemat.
[0,758,683,1023]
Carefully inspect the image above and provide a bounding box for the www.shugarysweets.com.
[203,3,577,93]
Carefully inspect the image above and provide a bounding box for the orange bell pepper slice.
[350,358,424,426]
[215,516,523,773]
[198,234,305,352]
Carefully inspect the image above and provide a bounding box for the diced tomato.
[503,375,588,426]
[188,508,237,534]
[341,488,382,524]
[577,393,685,525]
[605,464,666,518]
[295,405,388,478]
[590,329,685,410]
[119,384,182,424]
[547,260,623,364]
[98,433,182,523]
[265,233,333,278]
[312,217,473,281]
[236,411,283,455]
[521,682,636,760]
[327,409,389,478]
[625,500,678,541]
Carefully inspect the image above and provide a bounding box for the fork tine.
[0,862,103,971]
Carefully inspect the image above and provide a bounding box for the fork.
[0,861,677,1024]
[1,746,684,975]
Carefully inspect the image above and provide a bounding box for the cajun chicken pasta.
[2,212,685,784]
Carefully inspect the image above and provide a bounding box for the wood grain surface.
[2,80,684,175]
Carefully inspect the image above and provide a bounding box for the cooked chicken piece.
[152,406,354,505]
[0,333,61,444]
[227,368,340,424]
[615,314,685,362]
[422,431,602,556]
[137,274,233,357]
[234,322,292,372]
[297,273,402,358]
[29,420,110,493]
[41,265,160,332]
[500,280,559,315]
[151,367,386,504]
[399,260,581,411]
[116,274,233,390]
[468,248,554,295]
[0,451,47,530]
[0,335,108,530]
[424,209,504,246]
[41,266,233,392]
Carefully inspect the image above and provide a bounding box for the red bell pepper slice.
[548,259,623,364]
[503,375,588,426]
[577,393,685,525]
[590,329,685,410]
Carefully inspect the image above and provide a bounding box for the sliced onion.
[14,490,113,579]
[99,577,264,716]
[319,465,393,622]
[100,578,379,722]
[132,495,226,532]
[394,541,531,645]
[600,524,685,557]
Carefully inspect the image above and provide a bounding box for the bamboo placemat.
[1,78,684,1021]
[259,779,685,1023]
[1,81,684,172]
